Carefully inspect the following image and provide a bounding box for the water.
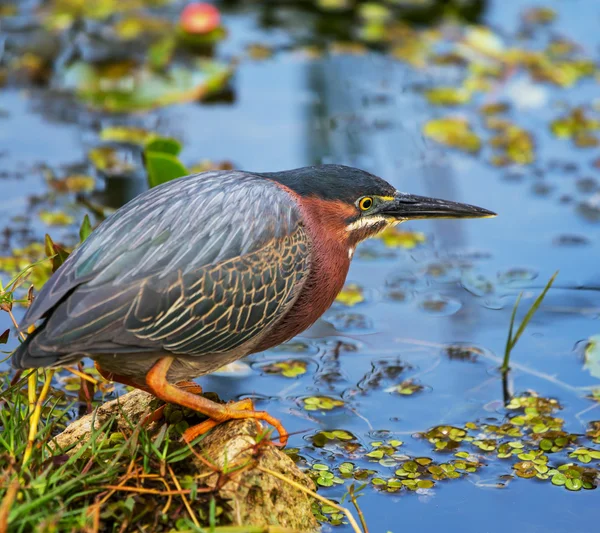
[1,0,599,531]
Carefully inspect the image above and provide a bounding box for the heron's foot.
[96,363,206,426]
[180,398,253,442]
[144,380,204,425]
[146,357,288,446]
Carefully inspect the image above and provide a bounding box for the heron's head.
[264,164,496,247]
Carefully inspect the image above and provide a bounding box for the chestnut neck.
[253,191,353,351]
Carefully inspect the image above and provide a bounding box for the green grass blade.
[502,292,522,372]
[508,271,558,353]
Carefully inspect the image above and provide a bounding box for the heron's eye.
[359,197,373,211]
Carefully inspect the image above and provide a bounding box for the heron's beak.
[381,193,496,220]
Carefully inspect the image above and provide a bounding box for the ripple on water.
[553,233,591,246]
[497,267,539,285]
[418,293,463,316]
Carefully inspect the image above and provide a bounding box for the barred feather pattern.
[13,170,312,369]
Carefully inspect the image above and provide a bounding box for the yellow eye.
[359,197,373,211]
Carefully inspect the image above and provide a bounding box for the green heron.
[12,165,495,445]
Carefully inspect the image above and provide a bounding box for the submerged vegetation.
[1,0,600,531]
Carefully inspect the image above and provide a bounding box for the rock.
[52,389,319,532]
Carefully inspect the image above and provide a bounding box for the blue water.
[1,0,599,531]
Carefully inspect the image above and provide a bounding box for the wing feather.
[15,170,311,367]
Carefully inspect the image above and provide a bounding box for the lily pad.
[88,147,135,175]
[303,396,344,411]
[378,228,426,249]
[100,126,156,145]
[262,360,308,378]
[423,117,481,153]
[487,119,535,165]
[424,87,471,106]
[387,380,424,396]
[39,211,74,226]
[584,335,600,379]
[61,60,233,112]
[335,284,365,307]
[551,108,599,147]
[47,174,96,194]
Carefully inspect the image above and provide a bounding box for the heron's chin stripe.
[345,215,390,233]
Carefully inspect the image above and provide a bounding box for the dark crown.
[260,164,396,203]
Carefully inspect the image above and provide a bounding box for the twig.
[22,369,55,466]
[64,366,98,385]
[85,502,100,533]
[5,308,38,416]
[168,464,200,528]
[348,485,369,533]
[0,478,19,531]
[257,465,364,533]
[27,370,37,416]
[6,308,25,341]
[207,527,300,532]
[101,485,192,495]
[156,476,174,515]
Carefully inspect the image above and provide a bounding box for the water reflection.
[1,0,600,531]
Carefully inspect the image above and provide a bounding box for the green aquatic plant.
[501,271,558,373]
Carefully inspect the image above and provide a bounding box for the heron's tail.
[11,327,62,369]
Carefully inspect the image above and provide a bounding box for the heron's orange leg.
[146,356,288,446]
[95,363,204,424]
[144,381,205,425]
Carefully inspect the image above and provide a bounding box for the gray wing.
[14,170,311,367]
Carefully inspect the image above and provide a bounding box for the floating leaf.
[423,117,481,153]
[100,126,155,145]
[421,425,469,451]
[262,359,307,378]
[335,284,364,307]
[522,7,556,24]
[114,15,170,41]
[462,26,505,58]
[388,380,424,396]
[148,36,177,71]
[587,422,600,443]
[548,464,596,491]
[39,211,74,226]
[44,0,175,27]
[62,60,233,113]
[247,44,273,60]
[424,87,471,106]
[480,102,510,115]
[339,462,354,475]
[488,121,535,165]
[303,396,344,411]
[379,228,426,249]
[89,147,134,175]
[550,108,599,147]
[584,336,600,379]
[48,174,95,194]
